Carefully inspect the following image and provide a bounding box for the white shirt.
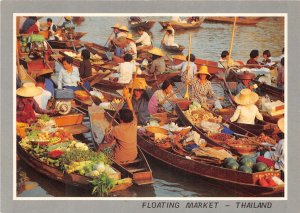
[34,87,52,110]
[171,61,197,80]
[135,32,151,46]
[125,41,137,59]
[230,104,263,125]
[117,61,135,84]
[271,139,284,170]
[57,66,80,89]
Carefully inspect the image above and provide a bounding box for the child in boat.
[230,88,263,125]
[162,26,179,48]
[99,108,138,163]
[148,79,178,114]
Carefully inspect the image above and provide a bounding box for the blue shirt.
[45,78,55,96]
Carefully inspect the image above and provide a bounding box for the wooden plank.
[62,124,90,135]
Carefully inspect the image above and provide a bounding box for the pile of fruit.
[184,105,222,126]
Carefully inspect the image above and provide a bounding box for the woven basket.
[229,144,258,155]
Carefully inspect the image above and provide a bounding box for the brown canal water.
[17,16,284,197]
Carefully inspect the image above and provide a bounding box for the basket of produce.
[228,144,258,155]
[30,137,61,146]
[74,90,90,101]
[208,133,235,144]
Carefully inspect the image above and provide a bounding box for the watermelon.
[240,158,254,168]
[224,157,237,165]
[225,161,239,170]
[254,162,268,172]
[238,165,252,173]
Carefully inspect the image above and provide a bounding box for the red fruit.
[258,178,270,187]
[266,177,277,187]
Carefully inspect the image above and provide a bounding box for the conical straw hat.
[126,33,134,41]
[148,47,165,57]
[129,78,149,90]
[64,16,72,21]
[16,82,43,97]
[195,65,211,77]
[277,117,284,133]
[233,88,259,106]
[111,23,120,29]
[119,25,129,32]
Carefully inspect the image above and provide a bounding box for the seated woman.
[117,53,135,84]
[219,50,241,69]
[17,82,55,124]
[169,54,197,83]
[162,26,179,47]
[189,66,222,109]
[99,108,138,163]
[230,88,263,125]
[125,33,137,59]
[57,56,81,91]
[79,49,92,90]
[146,47,166,75]
[234,71,256,95]
[261,50,272,65]
[247,49,260,65]
[135,27,152,51]
[148,80,178,114]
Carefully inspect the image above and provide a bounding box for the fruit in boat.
[238,165,252,173]
[225,161,239,170]
[240,158,254,168]
[224,157,237,165]
[253,162,268,172]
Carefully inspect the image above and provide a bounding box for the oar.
[104,31,114,47]
[216,69,236,108]
[184,33,192,100]
[228,17,237,62]
[80,79,102,105]
[56,16,64,27]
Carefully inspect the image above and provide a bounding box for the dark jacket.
[79,60,92,78]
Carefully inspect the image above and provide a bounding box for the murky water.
[17,16,284,197]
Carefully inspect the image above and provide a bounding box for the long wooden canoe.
[205,17,266,25]
[88,106,153,185]
[17,141,132,193]
[83,42,111,60]
[47,40,83,50]
[159,18,206,30]
[65,32,87,40]
[174,100,258,151]
[94,71,181,91]
[128,20,156,30]
[161,43,185,53]
[137,134,284,196]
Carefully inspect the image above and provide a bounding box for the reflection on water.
[17,16,284,197]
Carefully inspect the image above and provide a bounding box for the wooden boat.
[47,39,83,50]
[128,20,156,30]
[171,55,223,75]
[65,32,87,40]
[174,100,259,151]
[83,42,111,60]
[137,133,284,196]
[88,106,154,185]
[94,71,181,91]
[205,17,266,25]
[253,79,284,102]
[161,43,185,53]
[17,140,132,193]
[159,18,205,30]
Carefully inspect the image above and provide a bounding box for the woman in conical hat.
[230,88,263,125]
[146,47,166,75]
[16,82,56,124]
[189,65,222,109]
[125,33,137,59]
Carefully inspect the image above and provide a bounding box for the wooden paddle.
[79,79,102,105]
[228,17,237,62]
[184,33,192,100]
[56,16,64,27]
[104,31,114,47]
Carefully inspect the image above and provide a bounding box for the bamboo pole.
[184,33,192,100]
[228,17,237,61]
[56,16,64,26]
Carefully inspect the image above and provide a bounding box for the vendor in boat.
[219,50,241,69]
[256,117,284,171]
[234,71,257,95]
[148,79,178,114]
[79,49,92,79]
[169,54,197,83]
[261,50,272,65]
[36,69,55,96]
[117,53,141,84]
[60,16,75,32]
[125,33,137,59]
[162,26,179,48]
[277,57,284,89]
[230,88,263,125]
[108,23,120,48]
[126,78,150,125]
[47,18,57,40]
[33,76,52,110]
[113,26,129,57]
[99,108,138,163]
[20,16,39,34]
[117,25,129,38]
[146,47,166,75]
[189,65,222,109]
[247,49,261,65]
[17,82,56,124]
[57,56,81,91]
[135,27,152,51]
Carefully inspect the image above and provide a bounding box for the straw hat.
[64,16,72,21]
[166,26,173,31]
[172,55,186,61]
[129,78,149,90]
[36,69,53,77]
[238,71,255,80]
[126,33,134,41]
[16,82,43,97]
[111,23,120,29]
[195,65,211,77]
[233,88,259,106]
[277,117,284,133]
[119,25,129,32]
[148,47,165,57]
